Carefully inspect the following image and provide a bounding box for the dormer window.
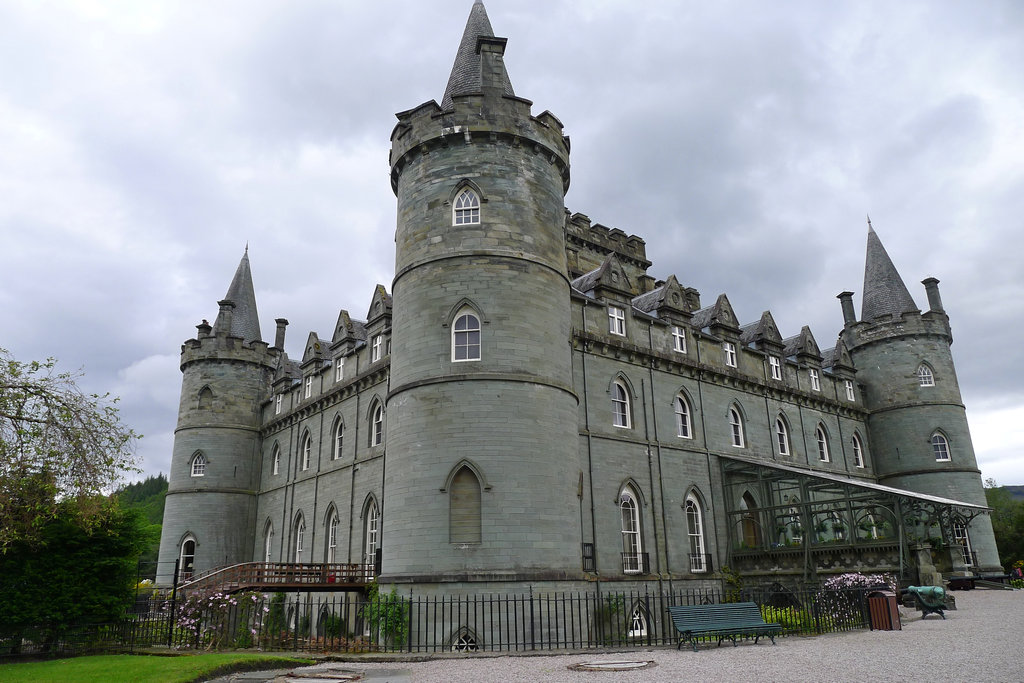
[335,357,344,382]
[275,394,282,415]
[768,356,782,380]
[453,188,480,225]
[723,342,737,368]
[671,326,687,353]
[608,306,626,336]
[372,335,384,362]
[304,376,313,399]
[809,368,820,392]
[845,380,855,401]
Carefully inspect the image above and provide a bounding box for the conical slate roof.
[441,0,515,110]
[861,226,918,321]
[216,248,263,343]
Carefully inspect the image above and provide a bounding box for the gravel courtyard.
[219,588,1023,683]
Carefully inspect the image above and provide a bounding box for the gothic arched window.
[300,432,312,471]
[190,452,207,477]
[775,416,790,456]
[620,486,644,574]
[852,433,865,468]
[453,188,481,225]
[450,467,482,544]
[612,381,631,428]
[332,417,344,460]
[917,363,935,387]
[452,310,481,361]
[729,406,744,448]
[816,424,830,462]
[932,432,951,461]
[685,494,707,573]
[675,395,692,438]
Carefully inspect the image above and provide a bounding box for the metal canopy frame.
[719,454,988,582]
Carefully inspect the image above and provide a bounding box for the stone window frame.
[369,401,385,447]
[271,444,281,475]
[723,341,737,368]
[728,405,745,448]
[447,463,483,545]
[809,368,821,392]
[304,376,313,399]
[453,187,481,226]
[917,363,935,387]
[190,452,207,477]
[300,431,312,471]
[331,416,344,460]
[685,492,708,573]
[815,423,830,462]
[371,334,384,363]
[324,506,340,564]
[363,496,381,567]
[619,484,644,575]
[335,356,345,383]
[608,305,626,336]
[852,433,865,468]
[775,415,791,456]
[611,380,631,429]
[263,521,274,563]
[844,379,856,401]
[275,394,283,415]
[293,513,306,563]
[768,355,782,380]
[452,308,482,362]
[671,325,687,353]
[179,534,197,580]
[932,431,951,462]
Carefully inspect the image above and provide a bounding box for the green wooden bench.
[667,602,782,652]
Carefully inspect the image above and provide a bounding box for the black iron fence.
[2,583,880,657]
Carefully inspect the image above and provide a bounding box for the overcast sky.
[2,0,1022,486]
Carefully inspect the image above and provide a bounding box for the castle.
[157,1,1000,597]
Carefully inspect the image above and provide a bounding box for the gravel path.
[222,589,1024,683]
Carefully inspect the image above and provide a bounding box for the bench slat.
[667,602,781,652]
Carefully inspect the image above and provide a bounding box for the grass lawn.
[0,652,316,683]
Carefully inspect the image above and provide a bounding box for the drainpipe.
[646,321,671,587]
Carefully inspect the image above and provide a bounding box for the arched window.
[932,432,951,461]
[450,628,479,652]
[300,432,312,471]
[628,605,649,638]
[364,499,380,573]
[775,416,790,456]
[198,386,213,409]
[370,403,384,447]
[685,494,707,573]
[453,188,481,225]
[917,363,935,387]
[612,381,631,428]
[450,466,482,544]
[263,523,274,563]
[620,486,644,574]
[326,509,339,563]
[191,452,207,477]
[739,493,761,548]
[675,395,692,438]
[852,434,865,468]
[729,406,744,448]
[179,535,196,580]
[816,424,830,462]
[452,310,481,361]
[294,514,306,563]
[332,418,344,460]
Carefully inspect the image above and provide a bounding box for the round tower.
[840,227,1000,572]
[156,251,279,585]
[381,2,580,590]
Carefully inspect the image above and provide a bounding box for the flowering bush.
[816,572,896,627]
[172,590,269,650]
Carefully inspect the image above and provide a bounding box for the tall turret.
[156,250,280,585]
[839,225,1000,572]
[382,1,580,589]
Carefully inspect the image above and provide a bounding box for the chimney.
[275,318,289,350]
[837,291,857,325]
[922,278,944,313]
[215,300,235,336]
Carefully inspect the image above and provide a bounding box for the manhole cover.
[569,660,656,672]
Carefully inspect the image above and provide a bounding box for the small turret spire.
[441,1,515,110]
[214,249,263,343]
[861,223,918,322]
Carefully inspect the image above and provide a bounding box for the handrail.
[179,562,377,593]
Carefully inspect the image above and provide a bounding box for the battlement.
[842,309,952,351]
[389,95,570,194]
[181,333,281,372]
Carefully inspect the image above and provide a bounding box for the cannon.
[905,585,947,619]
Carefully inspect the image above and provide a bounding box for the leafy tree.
[114,475,167,579]
[0,348,139,551]
[0,497,154,652]
[984,478,1024,570]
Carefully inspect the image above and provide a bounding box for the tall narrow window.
[301,433,311,470]
[332,418,344,460]
[335,357,345,382]
[370,404,384,446]
[450,467,481,543]
[294,516,305,563]
[191,453,207,477]
[620,487,643,574]
[685,495,707,573]
[816,424,830,462]
[740,493,760,547]
[809,368,820,391]
[612,382,631,428]
[263,525,274,563]
[769,355,782,380]
[775,417,790,456]
[275,394,283,414]
[953,520,973,566]
[326,511,339,563]
[304,376,313,399]
[723,342,737,368]
[845,379,856,401]
[608,306,626,336]
[198,386,213,409]
[729,407,744,447]
[671,326,687,353]
[628,607,648,638]
[179,536,196,580]
[852,434,865,468]
[918,363,935,387]
[675,395,692,438]
[371,335,384,362]
[272,445,280,475]
[453,188,480,225]
[364,500,380,570]
[932,432,951,461]
[452,311,481,361]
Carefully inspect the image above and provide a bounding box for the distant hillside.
[114,474,168,579]
[1004,485,1024,501]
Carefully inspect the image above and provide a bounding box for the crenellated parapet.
[180,333,280,373]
